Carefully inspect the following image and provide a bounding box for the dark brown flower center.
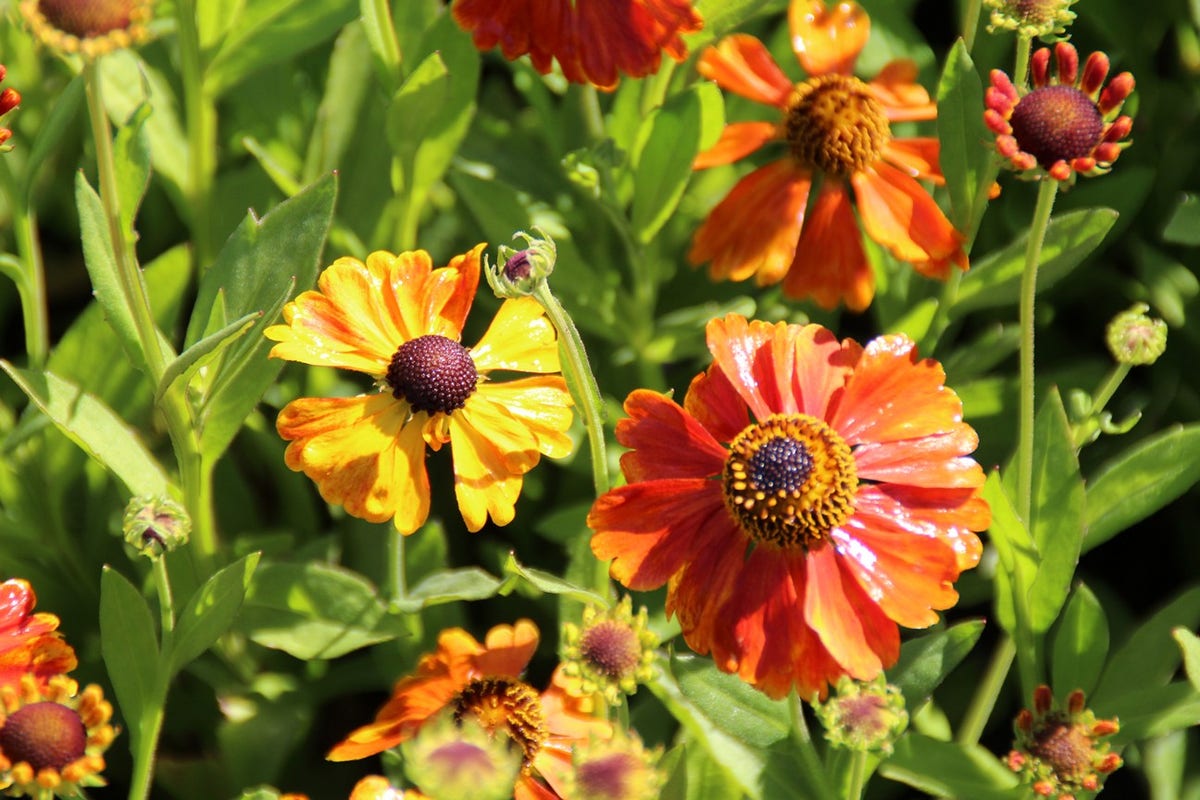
[723,414,858,548]
[37,0,133,37]
[1010,85,1103,168]
[386,334,478,414]
[1030,718,1095,782]
[785,75,890,176]
[452,677,547,765]
[0,702,87,771]
[580,621,640,680]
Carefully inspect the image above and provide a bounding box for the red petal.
[705,314,793,421]
[789,324,860,420]
[615,389,728,482]
[804,545,886,679]
[694,121,779,169]
[697,33,793,108]
[855,485,987,571]
[684,364,751,444]
[853,425,984,487]
[782,179,874,311]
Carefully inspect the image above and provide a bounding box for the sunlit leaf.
[1051,582,1109,697]
[168,553,260,676]
[100,567,162,748]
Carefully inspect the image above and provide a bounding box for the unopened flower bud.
[985,0,1078,39]
[486,229,557,298]
[567,730,663,800]
[122,495,191,558]
[400,711,522,800]
[1106,303,1167,365]
[1007,685,1121,799]
[816,675,908,755]
[561,596,658,706]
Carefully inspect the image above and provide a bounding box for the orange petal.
[697,33,794,108]
[615,388,727,482]
[851,162,965,277]
[782,180,874,311]
[475,619,540,677]
[804,545,885,679]
[683,364,751,444]
[694,121,779,169]
[789,0,869,76]
[869,59,936,121]
[705,314,793,421]
[853,426,984,487]
[277,394,431,533]
[883,137,943,182]
[856,485,987,571]
[690,160,811,285]
[789,323,860,419]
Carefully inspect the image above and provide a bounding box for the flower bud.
[485,229,558,299]
[815,675,908,755]
[984,0,1078,39]
[122,495,191,558]
[1106,303,1167,365]
[400,711,522,800]
[561,596,658,706]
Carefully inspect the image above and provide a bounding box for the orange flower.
[0,65,18,151]
[328,621,610,800]
[266,245,573,535]
[689,0,966,311]
[349,776,424,800]
[0,579,77,689]
[451,0,703,91]
[588,314,989,699]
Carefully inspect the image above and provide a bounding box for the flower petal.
[790,323,860,420]
[277,394,431,533]
[683,365,751,444]
[690,160,812,286]
[869,59,936,121]
[697,33,793,108]
[478,377,574,459]
[475,619,540,677]
[448,398,544,531]
[883,137,943,182]
[782,179,874,311]
[789,0,869,76]
[471,296,560,374]
[616,389,727,482]
[705,314,798,421]
[853,425,985,487]
[851,162,966,278]
[804,545,886,679]
[694,121,780,169]
[856,485,987,571]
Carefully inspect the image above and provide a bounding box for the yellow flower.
[266,245,574,534]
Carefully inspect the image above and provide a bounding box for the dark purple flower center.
[386,334,478,414]
[0,702,87,771]
[1010,85,1104,168]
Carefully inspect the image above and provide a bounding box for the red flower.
[588,315,988,699]
[689,1,966,311]
[0,580,77,689]
[451,0,702,91]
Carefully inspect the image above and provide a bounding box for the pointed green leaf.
[114,103,152,243]
[631,84,714,243]
[1174,627,1200,694]
[1084,424,1200,552]
[385,51,449,164]
[1051,582,1109,696]
[21,75,85,202]
[100,566,162,746]
[981,472,1034,636]
[0,362,171,497]
[393,567,504,613]
[1093,586,1200,707]
[155,311,260,406]
[500,553,607,606]
[953,208,1118,316]
[890,620,986,710]
[1162,193,1200,245]
[936,39,990,229]
[1104,682,1200,742]
[880,734,1019,799]
[672,653,790,749]
[168,553,260,676]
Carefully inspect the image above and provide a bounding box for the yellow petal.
[477,378,575,459]
[447,398,545,531]
[471,297,561,373]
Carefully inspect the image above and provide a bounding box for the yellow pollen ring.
[452,677,548,765]
[722,414,858,549]
[784,74,891,176]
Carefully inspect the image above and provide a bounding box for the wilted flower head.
[985,0,1079,38]
[1006,686,1122,800]
[20,0,153,58]
[815,675,908,754]
[1106,303,1167,366]
[561,596,658,706]
[986,41,1135,183]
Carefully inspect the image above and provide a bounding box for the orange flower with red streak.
[0,579,77,690]
[588,314,989,699]
[328,621,609,800]
[451,0,702,91]
[689,0,966,311]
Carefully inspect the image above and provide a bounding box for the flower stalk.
[790,693,838,800]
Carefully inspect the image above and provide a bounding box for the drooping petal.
[474,619,540,677]
[789,0,870,77]
[615,389,727,482]
[690,160,812,286]
[883,137,944,182]
[782,179,874,311]
[851,162,966,278]
[471,296,561,374]
[804,545,885,679]
[853,425,985,487]
[589,478,731,590]
[868,59,936,121]
[277,393,431,533]
[694,121,780,169]
[696,33,794,108]
[448,398,545,531]
[477,377,574,459]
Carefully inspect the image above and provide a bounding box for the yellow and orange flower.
[328,621,610,800]
[689,0,966,311]
[266,245,574,535]
[451,0,703,91]
[589,314,989,699]
[0,579,77,690]
[349,776,424,800]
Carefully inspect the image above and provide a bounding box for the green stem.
[957,634,1016,745]
[1016,179,1058,524]
[962,0,983,53]
[846,749,869,800]
[152,556,176,634]
[127,701,166,800]
[387,530,408,606]
[1072,364,1132,448]
[579,84,606,143]
[0,160,49,367]
[1013,35,1033,88]
[175,0,218,269]
[789,693,838,800]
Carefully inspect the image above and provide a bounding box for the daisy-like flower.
[266,245,574,535]
[451,0,703,91]
[0,580,77,690]
[588,314,989,699]
[20,0,153,58]
[689,0,966,311]
[0,66,19,152]
[985,41,1135,183]
[1006,686,1122,800]
[560,596,658,706]
[327,621,610,800]
[0,674,116,798]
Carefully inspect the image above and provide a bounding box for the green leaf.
[113,103,152,245]
[1174,627,1200,693]
[890,620,986,710]
[672,653,790,749]
[1093,586,1200,708]
[20,75,84,203]
[385,51,449,165]
[0,363,171,497]
[156,311,260,406]
[204,0,357,96]
[196,0,244,49]
[759,740,815,800]
[304,20,376,180]
[880,734,1019,800]
[237,561,405,660]
[981,472,1034,637]
[690,0,773,45]
[953,208,1119,316]
[186,174,336,462]
[100,567,162,747]
[392,567,504,613]
[631,84,712,243]
[499,553,607,606]
[1026,387,1085,633]
[1051,582,1109,697]
[936,39,990,230]
[357,0,402,88]
[1084,424,1200,552]
[1162,193,1200,245]
[168,553,260,676]
[1104,682,1200,742]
